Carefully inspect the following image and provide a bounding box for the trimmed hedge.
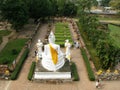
[55,33,71,35]
[56,39,72,42]
[0,36,2,44]
[55,36,71,39]
[10,48,29,80]
[56,42,65,47]
[56,41,73,47]
[80,48,95,81]
[70,62,79,81]
[28,61,36,80]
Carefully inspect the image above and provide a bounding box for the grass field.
[108,24,120,48]
[0,30,11,44]
[0,38,28,64]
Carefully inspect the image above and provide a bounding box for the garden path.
[100,20,120,24]
[0,31,16,52]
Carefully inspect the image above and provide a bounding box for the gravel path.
[1,22,120,90]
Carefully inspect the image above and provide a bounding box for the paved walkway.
[0,31,16,52]
[100,20,120,24]
[0,22,120,90]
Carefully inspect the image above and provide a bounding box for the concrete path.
[0,22,120,90]
[0,31,16,52]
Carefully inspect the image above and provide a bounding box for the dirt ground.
[0,21,120,90]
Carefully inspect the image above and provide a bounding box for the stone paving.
[0,22,120,90]
[0,30,16,52]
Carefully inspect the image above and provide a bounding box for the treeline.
[0,0,77,30]
[78,0,120,69]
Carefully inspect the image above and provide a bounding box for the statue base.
[33,60,72,81]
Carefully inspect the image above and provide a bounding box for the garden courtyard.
[0,18,120,90]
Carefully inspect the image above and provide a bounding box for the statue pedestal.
[34,72,71,79]
[33,60,71,80]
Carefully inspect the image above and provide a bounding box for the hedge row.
[55,31,70,33]
[55,36,71,38]
[70,62,79,81]
[80,48,95,81]
[10,48,29,80]
[56,42,65,47]
[56,38,72,41]
[56,41,73,47]
[0,36,2,44]
[55,27,69,30]
[55,33,71,35]
[28,61,36,80]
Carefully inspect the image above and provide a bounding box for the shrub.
[0,36,2,44]
[70,62,79,81]
[28,62,36,80]
[12,49,18,55]
[80,48,95,81]
[56,42,65,47]
[10,48,29,80]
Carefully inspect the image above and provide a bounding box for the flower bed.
[96,69,120,80]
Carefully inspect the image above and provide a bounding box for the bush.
[70,62,79,81]
[10,48,29,80]
[28,62,36,80]
[55,42,65,47]
[12,49,18,55]
[80,48,95,81]
[0,36,2,44]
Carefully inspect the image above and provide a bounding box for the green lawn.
[0,30,11,44]
[109,24,120,48]
[0,38,28,64]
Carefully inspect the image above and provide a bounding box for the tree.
[109,0,120,10]
[1,0,29,31]
[63,1,77,17]
[49,0,58,16]
[0,0,4,9]
[29,0,53,21]
[101,0,111,6]
[57,0,66,16]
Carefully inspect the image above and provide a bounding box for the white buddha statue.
[36,39,43,58]
[65,39,71,61]
[41,31,65,71]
